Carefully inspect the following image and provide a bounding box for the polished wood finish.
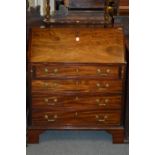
[33,64,119,79]
[32,95,122,109]
[29,27,125,63]
[28,27,126,144]
[32,110,121,126]
[31,79,123,94]
[27,129,44,144]
[107,128,124,143]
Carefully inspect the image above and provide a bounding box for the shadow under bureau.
[27,27,126,144]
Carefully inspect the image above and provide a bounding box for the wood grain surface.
[28,27,125,63]
[33,64,119,79]
[32,110,121,126]
[31,79,123,94]
[32,95,122,110]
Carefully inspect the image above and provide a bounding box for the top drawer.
[31,64,120,79]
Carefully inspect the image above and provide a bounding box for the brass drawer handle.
[44,82,58,88]
[96,115,108,122]
[96,99,107,106]
[44,98,49,102]
[44,114,57,122]
[98,119,105,122]
[97,69,108,76]
[106,69,110,73]
[47,103,55,106]
[105,83,109,88]
[98,103,106,106]
[105,99,109,103]
[53,68,58,74]
[53,98,58,102]
[44,98,57,105]
[44,68,48,73]
[96,83,110,88]
[96,83,101,88]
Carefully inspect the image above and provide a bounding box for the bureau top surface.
[28,27,126,63]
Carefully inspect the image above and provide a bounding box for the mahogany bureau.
[27,27,126,144]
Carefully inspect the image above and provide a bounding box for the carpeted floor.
[27,131,129,155]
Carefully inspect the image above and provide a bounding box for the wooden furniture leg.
[27,129,44,144]
[106,129,125,144]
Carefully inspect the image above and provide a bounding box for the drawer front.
[32,64,119,79]
[32,110,121,126]
[31,80,123,94]
[32,95,122,110]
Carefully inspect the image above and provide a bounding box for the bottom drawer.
[32,110,121,127]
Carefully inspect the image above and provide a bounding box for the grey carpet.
[27,131,129,155]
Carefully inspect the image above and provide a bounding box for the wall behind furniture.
[28,0,55,16]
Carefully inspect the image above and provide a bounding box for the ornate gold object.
[45,0,51,21]
[104,0,118,25]
[43,0,118,25]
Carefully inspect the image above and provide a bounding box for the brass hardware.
[96,115,108,122]
[105,99,109,103]
[45,0,50,21]
[97,69,108,76]
[96,99,100,103]
[54,98,58,102]
[44,114,57,122]
[96,83,101,87]
[44,68,48,73]
[96,115,99,119]
[105,83,109,87]
[47,102,55,106]
[104,0,118,25]
[99,103,106,106]
[44,98,49,102]
[44,83,49,87]
[75,112,78,117]
[96,99,106,106]
[97,69,101,73]
[53,68,58,73]
[44,114,48,119]
[98,119,105,122]
[104,115,108,119]
[106,69,110,73]
[97,83,109,88]
[75,96,79,101]
[44,98,56,105]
